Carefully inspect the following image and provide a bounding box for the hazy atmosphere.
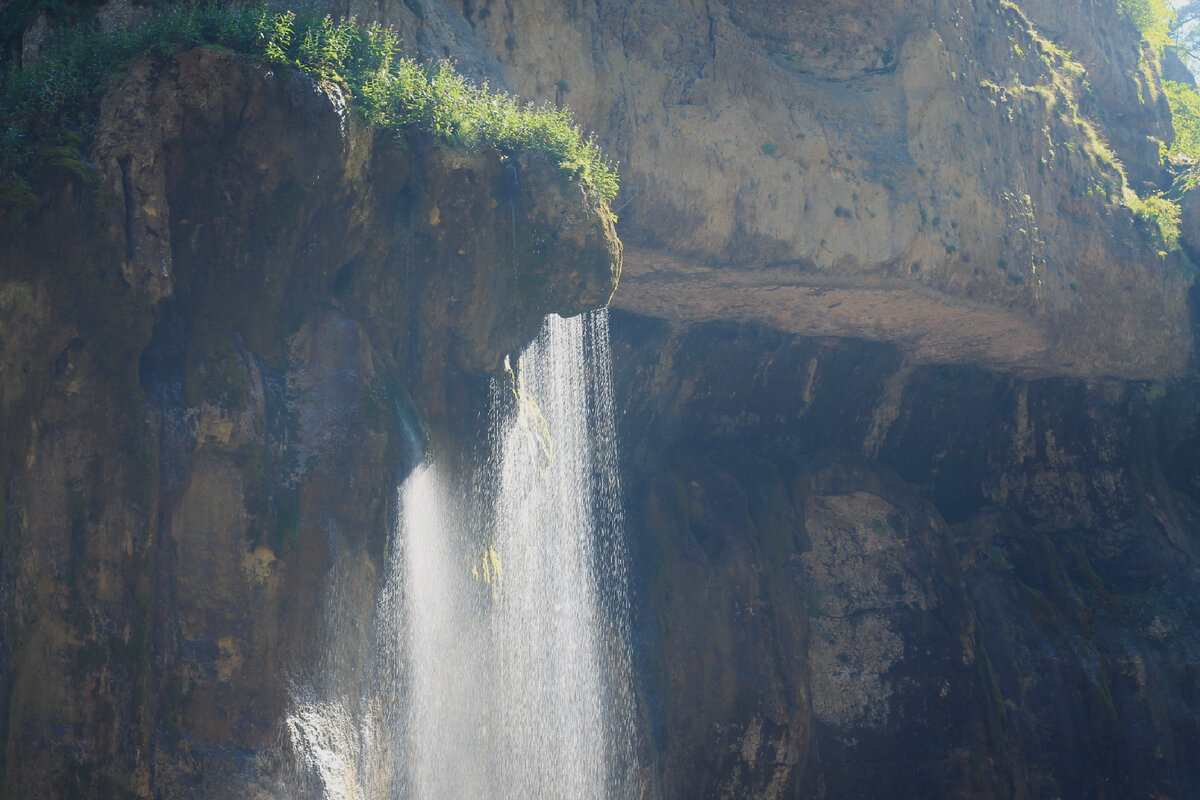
[3,0,1200,798]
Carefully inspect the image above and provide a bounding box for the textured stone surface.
[5,1,1200,798]
[612,311,1200,799]
[356,0,1195,378]
[0,46,618,798]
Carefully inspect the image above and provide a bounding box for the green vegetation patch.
[1165,79,1200,160]
[1160,80,1200,222]
[1127,190,1181,251]
[1,3,618,203]
[1119,0,1175,55]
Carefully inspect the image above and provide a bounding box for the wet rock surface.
[5,1,1200,797]
[611,310,1200,799]
[0,46,617,798]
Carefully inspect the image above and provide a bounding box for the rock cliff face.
[331,1,1199,796]
[0,45,618,797]
[5,0,1200,799]
[380,0,1193,379]
[611,316,1200,798]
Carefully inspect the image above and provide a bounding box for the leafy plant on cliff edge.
[1165,79,1200,160]
[1127,189,1182,251]
[0,4,619,206]
[1120,0,1176,54]
[1163,77,1200,193]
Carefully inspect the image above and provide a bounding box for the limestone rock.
[360,0,1192,378]
[0,45,618,798]
[612,312,1200,799]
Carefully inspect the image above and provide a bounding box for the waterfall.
[484,308,634,798]
[288,309,637,799]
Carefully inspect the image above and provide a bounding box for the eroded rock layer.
[0,46,618,798]
[352,0,1192,378]
[611,311,1200,799]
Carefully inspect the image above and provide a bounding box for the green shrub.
[1127,190,1181,250]
[1164,79,1200,160]
[1,4,618,203]
[1119,0,1175,54]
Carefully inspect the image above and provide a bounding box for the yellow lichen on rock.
[241,545,277,588]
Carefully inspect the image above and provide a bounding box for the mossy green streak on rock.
[1,4,618,207]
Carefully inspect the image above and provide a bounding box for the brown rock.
[0,45,619,798]
[361,0,1192,378]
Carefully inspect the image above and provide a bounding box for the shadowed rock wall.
[0,46,618,798]
[611,310,1200,799]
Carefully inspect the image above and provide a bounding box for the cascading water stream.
[288,309,638,799]
[485,308,634,799]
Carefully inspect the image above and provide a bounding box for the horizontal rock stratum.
[358,0,1195,379]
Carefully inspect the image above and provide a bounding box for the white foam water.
[288,309,637,799]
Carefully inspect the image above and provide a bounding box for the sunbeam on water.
[288,309,638,799]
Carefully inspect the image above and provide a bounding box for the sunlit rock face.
[5,1,1200,799]
[351,0,1191,379]
[0,46,618,798]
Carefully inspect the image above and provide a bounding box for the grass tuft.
[1126,189,1181,251]
[1,4,619,203]
[1118,0,1175,55]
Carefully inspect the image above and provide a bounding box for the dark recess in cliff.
[610,308,1200,800]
